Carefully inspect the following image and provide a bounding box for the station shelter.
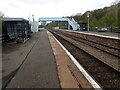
[79,23,88,31]
[2,18,31,42]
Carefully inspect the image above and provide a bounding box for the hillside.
[73,2,119,27]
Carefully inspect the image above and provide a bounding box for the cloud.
[0,0,116,20]
[18,0,65,5]
[7,2,20,9]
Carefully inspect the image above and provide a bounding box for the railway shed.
[2,18,31,42]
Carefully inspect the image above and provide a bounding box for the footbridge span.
[39,17,80,30]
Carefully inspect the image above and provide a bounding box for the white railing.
[68,18,80,30]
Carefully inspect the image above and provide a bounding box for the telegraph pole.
[87,12,90,31]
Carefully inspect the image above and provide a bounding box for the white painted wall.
[31,21,39,32]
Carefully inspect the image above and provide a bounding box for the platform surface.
[81,31,119,38]
[6,30,60,88]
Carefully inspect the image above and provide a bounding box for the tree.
[0,12,4,34]
[0,11,4,18]
[70,3,119,28]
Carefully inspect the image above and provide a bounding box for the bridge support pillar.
[68,24,70,30]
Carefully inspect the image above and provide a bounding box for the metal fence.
[89,27,120,32]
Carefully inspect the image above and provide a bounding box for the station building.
[31,21,38,32]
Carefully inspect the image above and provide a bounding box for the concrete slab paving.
[47,31,93,89]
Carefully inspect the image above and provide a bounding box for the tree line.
[71,2,119,28]
[46,2,119,30]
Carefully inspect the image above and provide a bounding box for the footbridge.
[39,18,80,30]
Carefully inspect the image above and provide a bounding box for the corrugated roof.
[3,18,28,21]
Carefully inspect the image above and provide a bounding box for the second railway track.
[49,29,120,89]
[50,30,120,72]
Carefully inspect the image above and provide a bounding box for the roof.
[3,18,28,22]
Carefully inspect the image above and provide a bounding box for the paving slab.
[47,31,93,89]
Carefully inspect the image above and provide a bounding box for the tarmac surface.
[3,32,39,88]
[3,30,60,88]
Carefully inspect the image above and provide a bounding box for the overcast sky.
[0,0,117,20]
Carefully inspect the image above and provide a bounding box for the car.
[98,28,107,32]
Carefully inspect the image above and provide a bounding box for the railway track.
[50,30,120,72]
[56,31,119,57]
[49,30,120,89]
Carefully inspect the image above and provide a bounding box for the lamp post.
[87,12,90,31]
[32,14,34,22]
[32,14,35,32]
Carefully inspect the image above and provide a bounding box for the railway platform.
[3,30,95,89]
[79,31,119,38]
[62,29,120,39]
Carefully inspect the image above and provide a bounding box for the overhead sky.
[0,0,117,20]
